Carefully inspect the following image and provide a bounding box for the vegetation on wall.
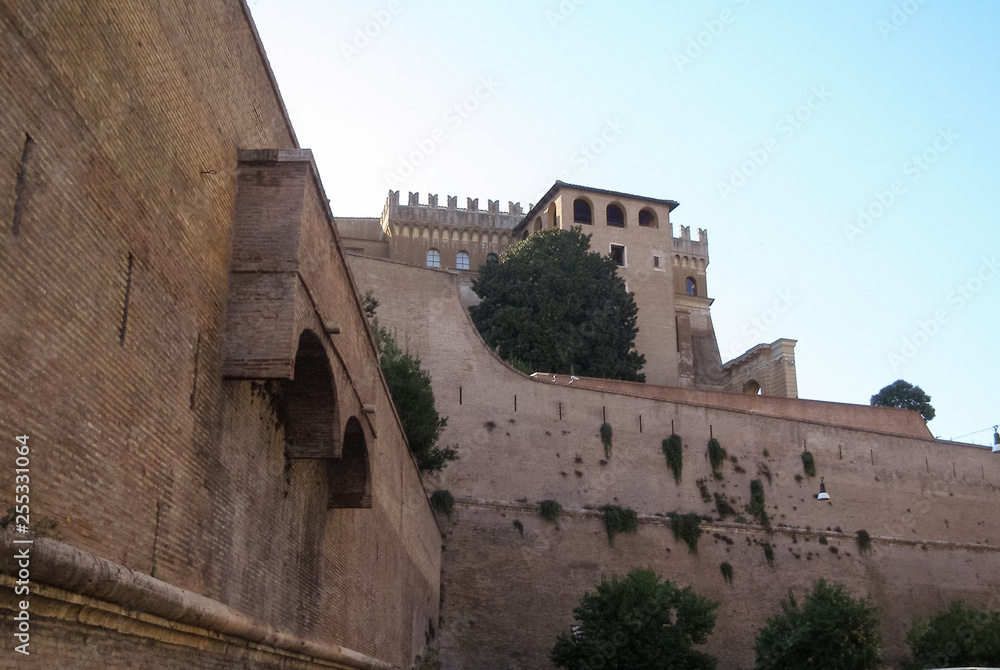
[871,379,936,422]
[550,568,718,670]
[720,562,734,584]
[801,451,816,478]
[662,434,683,484]
[600,504,638,547]
[469,227,646,381]
[904,601,1000,669]
[856,529,872,555]
[364,292,458,472]
[696,478,712,503]
[747,479,769,527]
[600,423,613,459]
[411,650,441,670]
[429,490,454,517]
[763,542,775,566]
[713,493,736,520]
[754,579,882,670]
[512,520,524,537]
[539,499,562,525]
[670,512,702,554]
[708,438,727,480]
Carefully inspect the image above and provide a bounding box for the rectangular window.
[610,244,625,267]
[653,255,660,268]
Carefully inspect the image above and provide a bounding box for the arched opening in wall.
[546,203,558,229]
[284,330,338,459]
[533,217,542,232]
[486,253,499,264]
[521,230,529,241]
[606,203,625,227]
[686,277,697,296]
[327,416,372,508]
[638,208,657,228]
[573,198,593,224]
[456,251,470,270]
[426,249,441,268]
[743,380,762,396]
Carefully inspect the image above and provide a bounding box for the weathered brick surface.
[0,1,439,667]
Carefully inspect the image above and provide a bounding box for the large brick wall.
[349,255,1000,670]
[0,2,438,667]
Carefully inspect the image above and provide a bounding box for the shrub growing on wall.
[512,520,524,537]
[713,493,736,520]
[600,504,638,547]
[763,542,775,566]
[856,529,872,555]
[720,562,734,584]
[904,601,1000,669]
[708,438,727,480]
[662,434,683,484]
[600,423,613,459]
[539,499,562,525]
[801,451,816,478]
[430,490,454,517]
[747,479,769,526]
[670,512,702,554]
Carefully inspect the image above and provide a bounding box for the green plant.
[819,536,828,545]
[411,649,442,670]
[763,543,775,566]
[720,562,734,584]
[600,422,613,459]
[856,529,872,555]
[430,490,454,517]
[600,504,638,547]
[871,379,935,422]
[505,357,533,375]
[801,451,816,478]
[904,601,1000,669]
[513,520,524,537]
[550,568,718,670]
[754,579,882,670]
[696,478,711,503]
[662,434,683,484]
[713,492,736,519]
[747,479,769,526]
[708,438,727,480]
[670,512,702,554]
[539,499,562,525]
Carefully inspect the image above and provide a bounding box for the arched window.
[533,217,542,232]
[546,203,558,229]
[456,251,470,270]
[686,277,697,296]
[638,208,657,227]
[486,253,499,264]
[521,230,529,241]
[606,204,625,227]
[426,249,440,268]
[743,380,762,396]
[573,198,593,224]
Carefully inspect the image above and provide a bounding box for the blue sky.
[247,0,1000,444]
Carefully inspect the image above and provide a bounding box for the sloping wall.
[350,256,1000,670]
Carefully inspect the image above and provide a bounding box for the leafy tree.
[870,379,935,422]
[365,292,457,472]
[551,568,718,670]
[470,227,645,382]
[754,579,882,670]
[904,601,1000,669]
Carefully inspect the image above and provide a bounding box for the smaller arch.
[426,249,441,268]
[606,203,625,227]
[546,202,558,229]
[686,277,698,296]
[471,232,480,243]
[284,330,338,459]
[456,250,470,270]
[573,198,593,224]
[638,208,657,228]
[743,380,762,396]
[421,227,430,239]
[486,253,499,264]
[461,231,470,242]
[451,230,460,241]
[327,416,372,508]
[533,217,542,232]
[500,234,510,245]
[491,233,499,244]
[521,230,529,241]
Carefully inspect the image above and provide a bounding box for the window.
[606,204,625,227]
[653,255,660,269]
[610,244,626,267]
[638,208,657,227]
[686,277,697,296]
[573,198,592,224]
[486,253,499,264]
[456,251,470,270]
[426,249,440,268]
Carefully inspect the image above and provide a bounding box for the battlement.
[672,226,709,257]
[387,190,523,216]
[382,190,524,233]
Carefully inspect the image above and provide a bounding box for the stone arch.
[573,197,593,224]
[327,416,372,508]
[461,231,470,242]
[421,227,430,239]
[606,203,626,227]
[401,225,411,237]
[500,234,510,245]
[638,208,657,228]
[546,202,557,228]
[284,329,338,459]
[686,277,698,296]
[533,216,542,232]
[743,380,762,396]
[491,233,499,244]
[471,232,480,243]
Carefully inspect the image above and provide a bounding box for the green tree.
[754,579,882,670]
[365,292,457,472]
[469,227,646,382]
[551,568,718,670]
[870,379,935,422]
[904,601,1000,669]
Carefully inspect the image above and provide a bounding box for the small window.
[456,251,470,270]
[607,204,625,227]
[639,208,656,227]
[426,249,441,268]
[573,198,592,224]
[686,277,697,296]
[486,253,499,264]
[653,255,660,269]
[610,244,626,267]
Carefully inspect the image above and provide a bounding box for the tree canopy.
[904,600,1000,670]
[870,379,935,422]
[469,227,646,382]
[551,568,718,670]
[754,579,882,670]
[365,292,457,472]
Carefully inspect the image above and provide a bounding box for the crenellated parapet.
[383,190,524,233]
